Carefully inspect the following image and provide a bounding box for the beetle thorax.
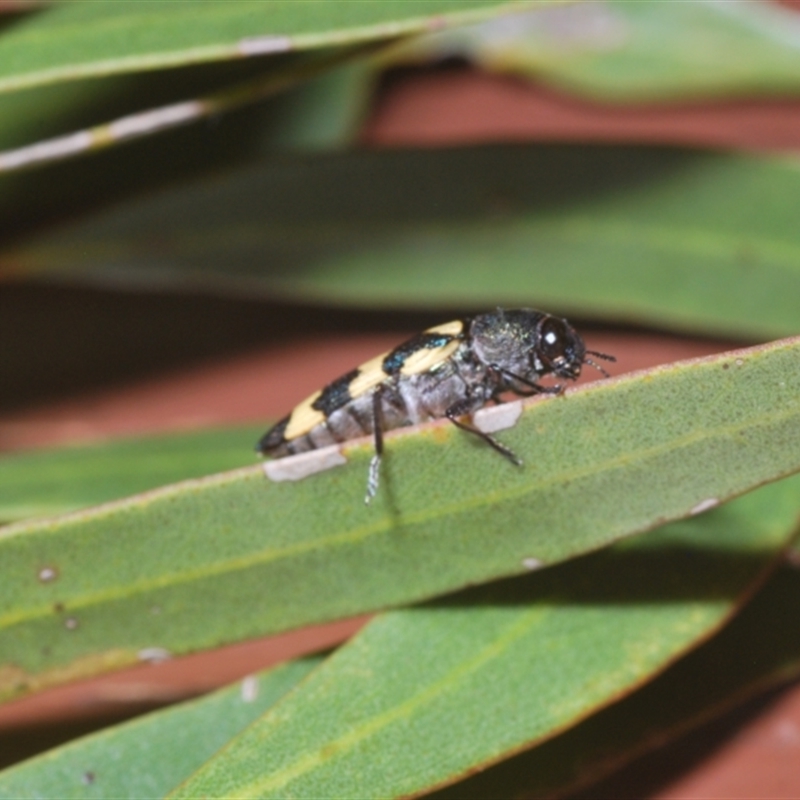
[469,309,543,378]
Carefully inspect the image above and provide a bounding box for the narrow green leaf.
[0,426,262,524]
[257,59,377,153]
[7,146,800,339]
[391,0,800,101]
[427,558,800,799]
[0,0,525,94]
[0,657,323,799]
[0,55,285,154]
[0,1,522,169]
[1,337,799,701]
[0,43,381,172]
[167,481,799,799]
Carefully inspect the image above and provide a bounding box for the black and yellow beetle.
[257,308,614,503]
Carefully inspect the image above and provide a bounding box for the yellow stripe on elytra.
[283,390,325,440]
[397,318,464,376]
[348,352,391,398]
[399,337,462,376]
[426,319,463,337]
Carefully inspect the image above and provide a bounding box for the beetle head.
[471,309,613,385]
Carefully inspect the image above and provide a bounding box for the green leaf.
[0,52,377,243]
[0,1,525,168]
[0,56,279,153]
[0,63,278,164]
[0,47,378,171]
[7,145,800,340]
[0,0,524,94]
[3,493,796,799]
[167,482,799,799]
[0,426,262,524]
[257,59,377,153]
[1,336,799,701]
[427,557,800,799]
[391,0,800,101]
[0,656,322,799]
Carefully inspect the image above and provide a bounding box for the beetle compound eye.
[539,318,568,361]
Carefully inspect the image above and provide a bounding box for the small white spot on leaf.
[64,617,79,630]
[522,557,543,571]
[264,445,347,483]
[241,675,259,703]
[237,36,292,56]
[474,401,523,434]
[691,498,719,516]
[138,647,172,663]
[735,358,744,366]
[38,566,58,583]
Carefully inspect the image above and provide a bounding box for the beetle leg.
[445,397,522,466]
[365,389,385,505]
[495,366,563,396]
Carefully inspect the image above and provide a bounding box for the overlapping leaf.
[2,337,800,702]
[4,0,800,173]
[0,49,370,160]
[390,0,800,101]
[2,492,798,799]
[429,554,800,799]
[0,657,322,799]
[167,483,800,798]
[0,0,522,175]
[0,426,262,524]
[6,146,799,339]
[0,1,521,93]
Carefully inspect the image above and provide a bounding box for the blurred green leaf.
[0,55,378,244]
[0,426,262,524]
[0,657,323,799]
[392,0,800,101]
[0,57,283,153]
[167,484,799,799]
[429,555,800,799]
[0,0,523,93]
[258,59,377,152]
[1,337,799,701]
[6,146,799,340]
[0,48,379,172]
[0,1,524,170]
[0,105,245,245]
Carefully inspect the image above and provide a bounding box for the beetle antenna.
[583,350,615,379]
[586,349,616,362]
